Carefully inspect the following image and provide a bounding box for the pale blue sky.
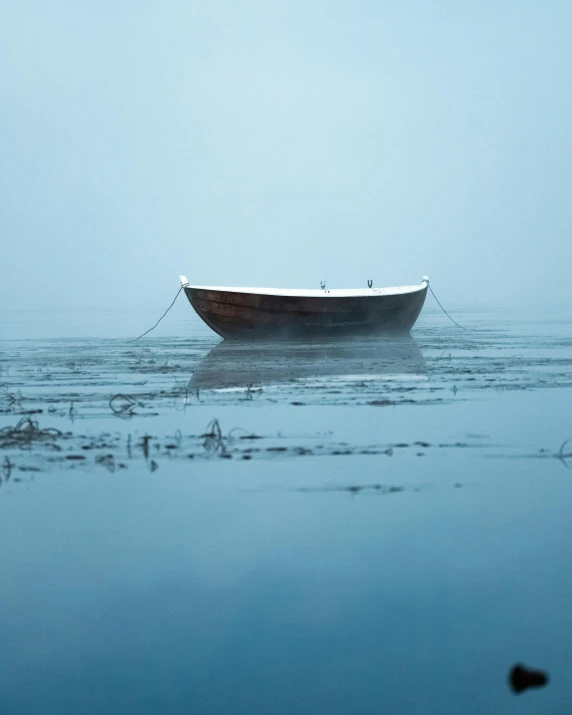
[2,1,571,314]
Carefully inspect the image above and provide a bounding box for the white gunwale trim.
[186,281,428,298]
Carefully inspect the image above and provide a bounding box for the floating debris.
[557,437,572,467]
[1,456,13,482]
[140,434,151,460]
[0,417,64,449]
[297,484,405,496]
[509,664,549,694]
[109,394,139,418]
[227,427,262,441]
[201,418,226,454]
[95,454,116,473]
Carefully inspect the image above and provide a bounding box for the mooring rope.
[427,284,468,330]
[133,280,467,340]
[132,285,184,341]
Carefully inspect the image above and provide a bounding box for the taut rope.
[427,283,468,330]
[133,285,184,341]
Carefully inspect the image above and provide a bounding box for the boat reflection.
[189,336,427,391]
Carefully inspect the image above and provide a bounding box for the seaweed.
[109,394,140,418]
[201,419,227,455]
[1,456,13,482]
[557,437,572,467]
[0,417,63,449]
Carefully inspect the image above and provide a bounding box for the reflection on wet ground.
[189,336,427,390]
[2,311,572,715]
[3,321,572,416]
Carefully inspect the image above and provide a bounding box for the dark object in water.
[558,437,572,466]
[0,417,63,448]
[109,394,138,418]
[179,276,429,339]
[509,664,549,694]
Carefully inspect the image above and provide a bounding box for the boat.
[179,276,429,340]
[189,336,427,391]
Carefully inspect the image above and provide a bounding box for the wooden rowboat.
[180,276,429,340]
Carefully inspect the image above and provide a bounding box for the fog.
[2,1,571,318]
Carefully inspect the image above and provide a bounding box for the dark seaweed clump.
[0,417,66,449]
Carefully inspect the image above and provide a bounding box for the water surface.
[1,309,572,714]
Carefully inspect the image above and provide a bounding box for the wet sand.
[1,309,572,714]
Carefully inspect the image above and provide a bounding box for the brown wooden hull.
[184,285,427,340]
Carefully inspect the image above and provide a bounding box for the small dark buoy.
[509,664,549,694]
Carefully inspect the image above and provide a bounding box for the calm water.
[1,308,572,714]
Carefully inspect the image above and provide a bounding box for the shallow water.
[1,309,572,714]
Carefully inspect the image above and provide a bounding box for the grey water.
[1,308,572,714]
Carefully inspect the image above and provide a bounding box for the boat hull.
[184,285,427,340]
